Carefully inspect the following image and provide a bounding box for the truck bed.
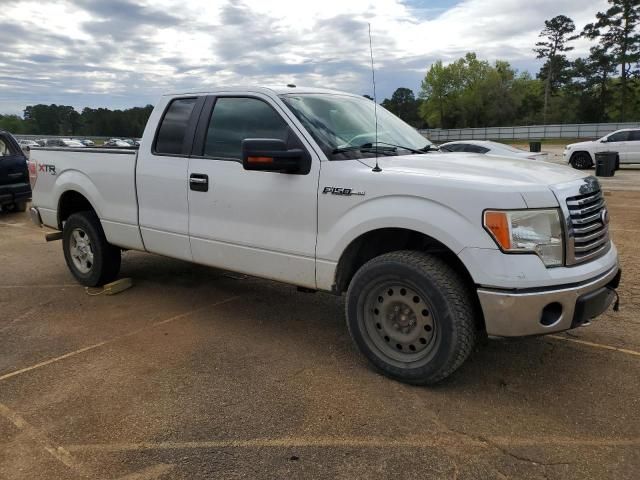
[30,147,144,250]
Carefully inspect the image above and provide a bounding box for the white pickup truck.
[29,86,621,384]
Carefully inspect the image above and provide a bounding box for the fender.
[315,195,500,291]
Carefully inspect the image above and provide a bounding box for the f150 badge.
[322,186,365,196]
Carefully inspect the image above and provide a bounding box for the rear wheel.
[62,211,121,287]
[570,152,593,169]
[14,201,27,212]
[346,251,477,385]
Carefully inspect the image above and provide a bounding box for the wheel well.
[570,150,593,162]
[334,228,473,292]
[57,191,95,229]
[334,228,484,331]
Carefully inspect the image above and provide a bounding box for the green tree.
[533,15,579,123]
[381,88,423,127]
[0,114,27,133]
[570,46,618,121]
[583,0,640,121]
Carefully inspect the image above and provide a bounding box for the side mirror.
[241,138,303,173]
[601,138,608,143]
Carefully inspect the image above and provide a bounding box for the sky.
[0,0,610,115]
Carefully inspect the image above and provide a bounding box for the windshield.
[280,94,432,160]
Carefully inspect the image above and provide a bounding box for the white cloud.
[0,0,610,114]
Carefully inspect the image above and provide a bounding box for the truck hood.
[361,152,587,188]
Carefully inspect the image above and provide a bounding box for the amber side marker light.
[247,156,273,164]
[484,211,512,250]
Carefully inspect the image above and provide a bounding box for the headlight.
[483,209,564,267]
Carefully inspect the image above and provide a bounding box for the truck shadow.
[118,251,616,396]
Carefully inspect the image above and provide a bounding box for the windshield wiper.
[373,141,433,154]
[332,143,398,155]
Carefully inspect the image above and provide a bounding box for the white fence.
[420,122,640,142]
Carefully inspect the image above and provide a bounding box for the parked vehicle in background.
[74,139,95,147]
[0,130,31,212]
[18,139,39,149]
[44,138,85,148]
[29,86,621,385]
[103,139,131,147]
[439,140,548,160]
[564,129,640,169]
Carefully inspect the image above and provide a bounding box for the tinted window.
[443,144,465,152]
[155,97,198,155]
[204,97,289,159]
[629,130,640,141]
[607,131,629,142]
[465,145,490,154]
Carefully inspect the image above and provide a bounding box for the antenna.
[368,23,381,173]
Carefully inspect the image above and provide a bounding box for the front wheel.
[62,211,121,287]
[346,251,477,385]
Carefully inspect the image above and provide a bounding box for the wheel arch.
[333,228,482,327]
[570,150,594,164]
[57,190,98,229]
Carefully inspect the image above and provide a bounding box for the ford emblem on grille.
[601,208,610,226]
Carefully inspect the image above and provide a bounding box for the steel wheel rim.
[69,228,94,274]
[361,282,438,364]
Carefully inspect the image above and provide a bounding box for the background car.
[17,139,39,159]
[438,140,548,160]
[0,131,31,212]
[44,138,85,148]
[18,139,39,148]
[103,139,132,147]
[564,128,640,169]
[73,138,95,147]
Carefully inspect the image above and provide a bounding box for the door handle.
[189,173,209,192]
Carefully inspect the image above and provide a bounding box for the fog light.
[540,302,562,326]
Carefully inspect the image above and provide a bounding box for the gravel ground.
[0,181,638,479]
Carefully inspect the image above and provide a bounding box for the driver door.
[187,94,320,288]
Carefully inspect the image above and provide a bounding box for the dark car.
[0,131,31,212]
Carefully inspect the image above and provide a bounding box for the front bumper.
[478,265,621,337]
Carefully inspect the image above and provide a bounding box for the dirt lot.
[0,181,639,479]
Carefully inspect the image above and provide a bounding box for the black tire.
[346,251,477,385]
[570,152,593,170]
[615,156,620,170]
[62,211,121,287]
[14,202,27,212]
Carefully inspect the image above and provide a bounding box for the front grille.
[565,188,610,264]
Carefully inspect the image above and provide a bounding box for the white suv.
[564,128,640,169]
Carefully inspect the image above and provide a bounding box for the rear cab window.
[154,97,199,155]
